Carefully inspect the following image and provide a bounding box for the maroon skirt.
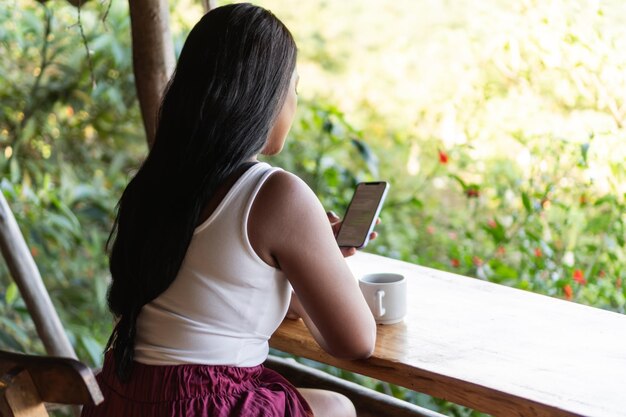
[81,354,313,417]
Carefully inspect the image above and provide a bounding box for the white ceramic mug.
[359,273,407,325]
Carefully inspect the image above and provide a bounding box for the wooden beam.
[0,193,76,359]
[0,368,49,417]
[128,0,176,147]
[265,355,445,417]
[0,350,103,406]
[201,0,217,13]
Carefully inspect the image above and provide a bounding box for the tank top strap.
[193,162,281,235]
[241,164,284,227]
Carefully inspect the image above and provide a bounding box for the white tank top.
[134,162,291,366]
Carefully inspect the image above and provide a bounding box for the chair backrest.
[0,349,103,417]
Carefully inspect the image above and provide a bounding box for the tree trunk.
[128,0,176,147]
[201,0,217,13]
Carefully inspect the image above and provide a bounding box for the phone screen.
[336,182,388,248]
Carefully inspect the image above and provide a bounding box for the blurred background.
[1,0,624,415]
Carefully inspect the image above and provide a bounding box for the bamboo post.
[0,192,77,360]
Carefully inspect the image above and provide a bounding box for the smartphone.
[336,181,389,248]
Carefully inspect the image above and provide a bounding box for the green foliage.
[0,0,145,367]
[260,0,626,314]
[264,100,379,211]
[262,0,625,415]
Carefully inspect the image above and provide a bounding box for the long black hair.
[105,3,297,380]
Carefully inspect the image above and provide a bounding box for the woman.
[82,3,376,417]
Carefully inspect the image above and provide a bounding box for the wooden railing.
[271,252,626,417]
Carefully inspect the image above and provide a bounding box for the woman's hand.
[326,211,380,258]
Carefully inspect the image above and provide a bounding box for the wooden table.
[270,252,626,417]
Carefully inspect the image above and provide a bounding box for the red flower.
[563,284,573,300]
[472,256,483,267]
[451,258,460,268]
[466,188,480,198]
[30,247,39,257]
[438,149,449,164]
[487,219,497,229]
[426,225,435,235]
[534,248,542,258]
[496,246,506,256]
[573,269,586,285]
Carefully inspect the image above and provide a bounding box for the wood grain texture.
[1,368,48,417]
[270,252,626,417]
[0,193,76,359]
[0,350,103,407]
[128,0,175,146]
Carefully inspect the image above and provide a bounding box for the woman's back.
[134,163,291,366]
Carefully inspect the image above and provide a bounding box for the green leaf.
[79,334,104,366]
[586,215,611,233]
[450,174,466,188]
[0,329,23,351]
[522,192,532,213]
[350,138,379,176]
[322,167,340,187]
[0,316,30,346]
[410,197,423,209]
[21,118,36,143]
[9,158,20,182]
[47,212,79,236]
[482,221,506,243]
[579,143,590,166]
[492,261,519,280]
[322,118,333,134]
[5,282,18,305]
[594,195,616,207]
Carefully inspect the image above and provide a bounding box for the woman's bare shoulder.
[261,169,313,198]
[248,169,328,263]
[256,170,324,219]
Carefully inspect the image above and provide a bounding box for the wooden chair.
[0,349,103,417]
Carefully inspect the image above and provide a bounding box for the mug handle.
[376,289,386,318]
